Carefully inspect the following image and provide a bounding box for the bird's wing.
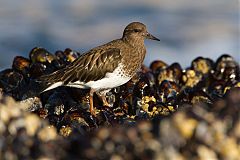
[38,48,122,85]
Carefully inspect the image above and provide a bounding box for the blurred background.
[0,0,239,69]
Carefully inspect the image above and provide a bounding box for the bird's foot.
[103,100,111,107]
[101,96,112,107]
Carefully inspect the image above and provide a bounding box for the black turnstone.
[39,22,160,115]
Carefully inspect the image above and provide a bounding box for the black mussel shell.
[29,62,47,78]
[150,60,168,74]
[29,47,56,63]
[0,69,25,93]
[158,80,180,103]
[63,48,81,62]
[157,62,182,84]
[191,57,214,75]
[12,56,30,76]
[214,54,240,81]
[55,50,69,66]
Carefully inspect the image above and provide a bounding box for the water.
[0,0,239,70]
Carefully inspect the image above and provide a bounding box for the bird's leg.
[89,89,96,116]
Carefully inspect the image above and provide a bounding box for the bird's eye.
[133,29,141,32]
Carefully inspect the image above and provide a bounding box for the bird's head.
[122,22,160,44]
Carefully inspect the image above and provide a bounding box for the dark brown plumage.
[38,22,160,115]
[40,48,122,84]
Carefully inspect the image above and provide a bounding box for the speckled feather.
[39,47,122,84]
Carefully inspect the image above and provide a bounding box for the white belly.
[66,64,131,90]
[85,73,130,90]
[43,64,131,92]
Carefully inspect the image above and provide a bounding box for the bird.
[38,22,160,115]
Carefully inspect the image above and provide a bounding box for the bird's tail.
[36,69,66,92]
[19,68,70,100]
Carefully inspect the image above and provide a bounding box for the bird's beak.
[145,32,160,41]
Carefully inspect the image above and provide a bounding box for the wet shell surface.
[0,48,239,159]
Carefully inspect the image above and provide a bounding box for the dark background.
[0,0,239,69]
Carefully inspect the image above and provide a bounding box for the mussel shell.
[0,69,25,92]
[131,71,156,98]
[2,49,240,138]
[46,114,60,126]
[190,90,212,105]
[63,48,81,62]
[158,80,180,103]
[208,80,227,99]
[191,57,214,74]
[144,71,156,87]
[214,54,240,81]
[12,56,30,76]
[215,54,237,71]
[150,60,168,74]
[168,63,182,80]
[64,111,91,131]
[29,61,60,78]
[29,47,56,63]
[29,62,47,78]
[157,63,182,84]
[182,69,202,87]
[35,108,48,119]
[133,78,151,98]
[55,50,69,67]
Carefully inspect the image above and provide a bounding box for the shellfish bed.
[0,47,240,159]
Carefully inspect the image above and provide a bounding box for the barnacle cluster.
[0,48,239,159]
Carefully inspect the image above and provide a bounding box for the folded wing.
[38,48,122,86]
